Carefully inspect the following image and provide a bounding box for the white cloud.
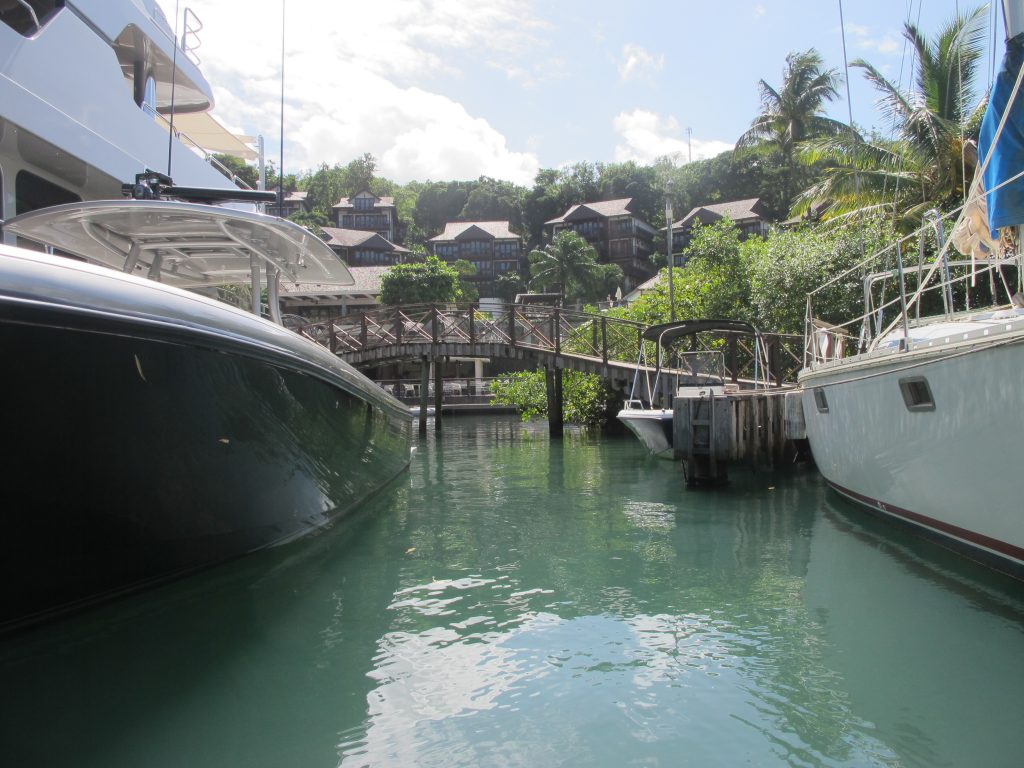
[160,0,543,184]
[612,110,733,165]
[618,44,665,83]
[487,56,569,89]
[843,23,901,56]
[753,4,767,18]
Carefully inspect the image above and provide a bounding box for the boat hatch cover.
[3,200,354,290]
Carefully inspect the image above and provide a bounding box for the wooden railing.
[297,303,803,385]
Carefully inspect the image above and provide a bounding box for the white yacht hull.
[617,408,674,459]
[799,330,1024,577]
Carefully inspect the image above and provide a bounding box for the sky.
[157,0,1004,187]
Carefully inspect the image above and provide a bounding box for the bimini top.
[642,318,759,345]
[3,200,353,290]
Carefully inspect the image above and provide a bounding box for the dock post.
[554,367,564,437]
[546,365,564,438]
[419,357,429,435]
[434,356,444,432]
[727,334,738,383]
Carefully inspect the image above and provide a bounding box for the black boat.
[0,198,412,630]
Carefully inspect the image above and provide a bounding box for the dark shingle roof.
[546,198,634,225]
[321,227,409,252]
[673,198,765,228]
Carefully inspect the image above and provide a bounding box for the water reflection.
[1,417,1022,768]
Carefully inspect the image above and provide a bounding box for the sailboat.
[798,0,1024,578]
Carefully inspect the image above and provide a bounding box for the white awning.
[167,112,258,160]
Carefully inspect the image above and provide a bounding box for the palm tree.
[736,48,846,207]
[528,231,617,303]
[797,5,987,229]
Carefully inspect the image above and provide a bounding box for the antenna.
[167,0,181,177]
[278,0,286,213]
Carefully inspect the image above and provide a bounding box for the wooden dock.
[673,389,807,484]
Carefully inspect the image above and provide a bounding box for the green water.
[2,416,1023,767]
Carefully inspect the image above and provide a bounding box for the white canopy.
[4,200,352,289]
[167,112,258,160]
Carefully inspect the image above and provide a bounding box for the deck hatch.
[899,376,935,411]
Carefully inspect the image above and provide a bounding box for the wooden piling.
[434,357,443,432]
[419,357,429,435]
[546,365,564,438]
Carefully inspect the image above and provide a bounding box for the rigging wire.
[838,0,871,344]
[958,0,969,208]
[838,0,860,212]
[991,0,999,87]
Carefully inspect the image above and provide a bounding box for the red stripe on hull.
[826,481,1024,565]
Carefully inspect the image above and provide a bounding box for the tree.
[494,271,526,302]
[264,163,298,197]
[460,177,527,232]
[596,161,662,226]
[340,153,378,197]
[745,219,893,334]
[615,220,753,329]
[451,259,480,302]
[288,209,329,238]
[303,162,347,214]
[490,370,611,425]
[736,48,845,210]
[528,231,619,304]
[414,181,473,237]
[211,153,259,189]
[798,6,987,228]
[379,256,463,305]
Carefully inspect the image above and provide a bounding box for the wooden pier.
[673,389,807,484]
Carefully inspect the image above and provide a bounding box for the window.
[353,196,374,210]
[813,388,829,413]
[899,377,935,411]
[142,76,158,116]
[1,1,63,35]
[462,240,490,256]
[614,218,635,235]
[343,214,388,229]
[16,170,79,215]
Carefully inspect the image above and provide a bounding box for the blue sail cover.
[980,34,1024,235]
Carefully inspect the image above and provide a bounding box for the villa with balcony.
[267,190,309,218]
[665,198,770,265]
[429,221,524,296]
[321,226,410,267]
[332,191,398,241]
[544,198,656,290]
